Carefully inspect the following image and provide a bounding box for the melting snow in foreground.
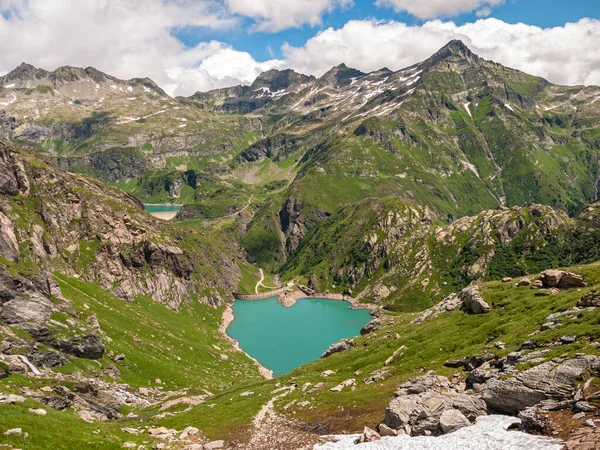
[314,416,562,450]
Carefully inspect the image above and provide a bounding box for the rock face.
[384,374,486,436]
[321,338,355,358]
[0,141,242,308]
[482,355,600,415]
[459,286,491,314]
[57,334,105,359]
[0,265,54,324]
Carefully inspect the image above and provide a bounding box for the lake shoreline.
[143,203,183,221]
[279,288,379,316]
[219,305,274,380]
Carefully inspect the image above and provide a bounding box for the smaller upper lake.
[144,204,182,220]
[226,297,372,377]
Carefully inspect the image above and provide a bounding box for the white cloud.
[282,18,600,86]
[0,0,283,96]
[376,0,504,19]
[0,2,598,98]
[225,0,353,32]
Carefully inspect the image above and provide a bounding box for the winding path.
[255,269,265,294]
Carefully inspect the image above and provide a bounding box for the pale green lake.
[226,297,372,377]
[143,204,182,213]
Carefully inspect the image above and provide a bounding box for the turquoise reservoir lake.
[226,297,372,377]
[143,204,182,213]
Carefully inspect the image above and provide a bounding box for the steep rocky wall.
[0,140,242,311]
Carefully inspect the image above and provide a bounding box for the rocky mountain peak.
[251,68,315,92]
[1,62,49,86]
[420,39,480,69]
[317,63,366,88]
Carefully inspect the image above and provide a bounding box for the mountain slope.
[1,41,600,277]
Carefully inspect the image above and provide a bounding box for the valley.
[1,40,600,449]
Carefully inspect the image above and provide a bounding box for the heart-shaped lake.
[226,297,372,377]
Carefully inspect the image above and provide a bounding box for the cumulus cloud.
[376,0,504,20]
[0,2,598,97]
[283,18,600,86]
[0,0,283,96]
[225,0,353,32]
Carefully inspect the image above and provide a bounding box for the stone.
[360,319,381,335]
[518,406,547,433]
[363,367,391,384]
[584,419,596,427]
[560,335,577,344]
[439,409,471,434]
[179,426,199,439]
[30,350,68,368]
[4,428,22,435]
[354,427,381,444]
[321,338,355,358]
[502,277,513,283]
[148,427,169,436]
[466,367,497,386]
[540,270,585,289]
[459,286,491,314]
[558,272,585,289]
[384,375,486,436]
[57,333,105,359]
[330,379,355,392]
[219,354,228,361]
[576,401,596,412]
[540,322,558,331]
[531,280,544,289]
[321,370,335,377]
[0,393,26,404]
[205,440,225,449]
[28,408,47,415]
[517,278,532,287]
[573,412,586,420]
[378,423,397,437]
[578,290,600,307]
[540,270,563,287]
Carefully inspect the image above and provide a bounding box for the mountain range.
[1,41,600,449]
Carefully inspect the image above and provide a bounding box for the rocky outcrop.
[578,289,600,307]
[539,270,585,289]
[56,334,105,359]
[482,355,600,415]
[0,265,55,324]
[0,142,241,308]
[384,374,486,436]
[459,285,491,314]
[321,339,355,358]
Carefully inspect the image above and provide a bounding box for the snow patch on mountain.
[313,416,562,450]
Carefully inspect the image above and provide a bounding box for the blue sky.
[1,0,598,96]
[176,0,600,62]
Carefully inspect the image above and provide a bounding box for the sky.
[0,0,598,96]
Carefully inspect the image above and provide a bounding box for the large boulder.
[384,375,486,436]
[459,286,491,314]
[321,338,355,358]
[439,409,471,434]
[539,270,585,289]
[57,334,105,359]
